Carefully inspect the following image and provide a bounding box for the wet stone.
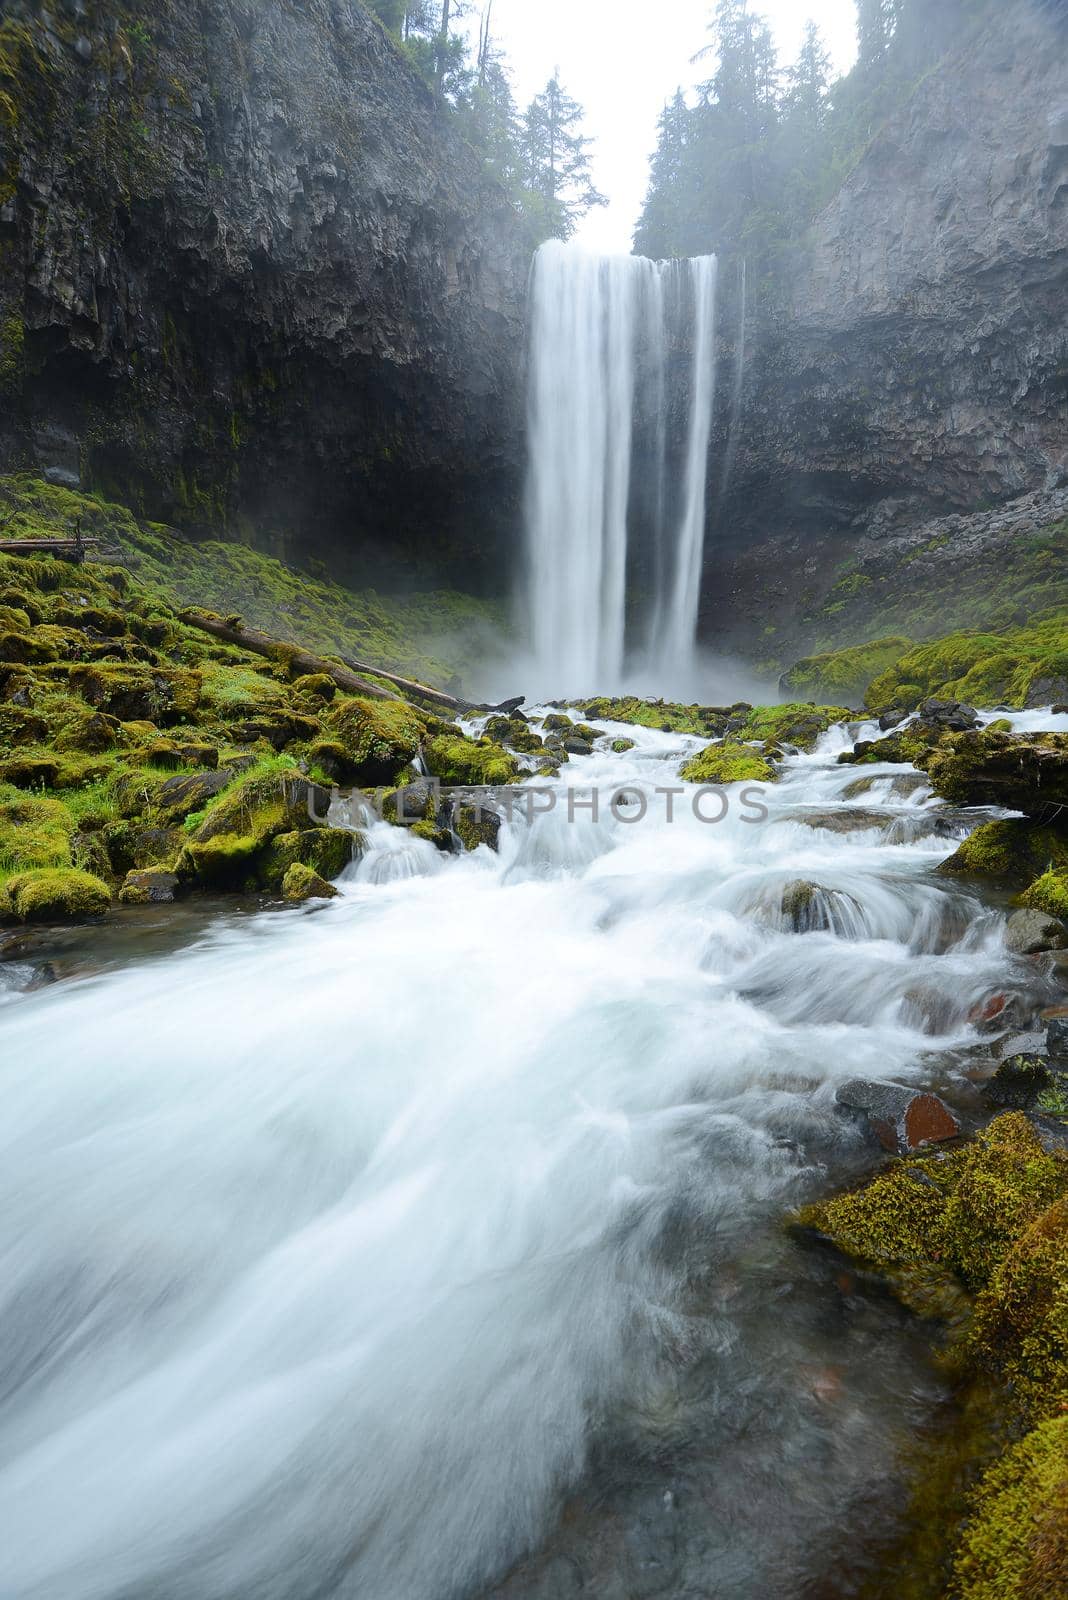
[835,1078,962,1154]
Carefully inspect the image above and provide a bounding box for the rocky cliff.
[706,0,1068,659]
[0,0,528,588]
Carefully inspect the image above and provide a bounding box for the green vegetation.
[423,733,519,788]
[795,1114,1068,1600]
[1020,869,1068,921]
[635,0,992,275]
[738,702,852,750]
[780,637,913,705]
[679,740,776,785]
[575,696,746,736]
[0,475,501,691]
[0,477,512,922]
[865,613,1068,712]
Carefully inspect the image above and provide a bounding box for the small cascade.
[523,240,719,697]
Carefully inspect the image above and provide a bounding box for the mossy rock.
[68,664,201,725]
[0,867,111,923]
[925,731,1068,813]
[118,869,180,906]
[940,820,1068,885]
[794,1113,1068,1309]
[292,673,337,702]
[610,737,636,753]
[0,703,49,745]
[102,821,184,875]
[0,788,75,874]
[423,734,519,787]
[259,828,356,889]
[1020,868,1068,920]
[679,740,776,785]
[282,862,339,901]
[952,1416,1068,1600]
[741,702,853,750]
[319,695,425,785]
[863,615,1068,714]
[147,769,235,825]
[54,709,121,753]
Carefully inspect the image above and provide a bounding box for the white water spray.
[524,241,719,697]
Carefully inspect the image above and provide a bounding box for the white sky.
[464,0,859,250]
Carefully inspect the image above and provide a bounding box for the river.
[0,710,1061,1599]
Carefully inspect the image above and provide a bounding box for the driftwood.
[179,610,401,701]
[179,610,524,720]
[0,536,102,561]
[340,655,474,713]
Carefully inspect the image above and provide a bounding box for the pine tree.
[519,75,606,240]
[784,21,831,135]
[856,0,892,65]
[634,91,693,258]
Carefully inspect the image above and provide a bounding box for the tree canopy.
[367,1,604,245]
[634,0,995,279]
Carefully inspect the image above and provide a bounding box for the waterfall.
[523,240,719,697]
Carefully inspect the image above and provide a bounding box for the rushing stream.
[0,712,1062,1599]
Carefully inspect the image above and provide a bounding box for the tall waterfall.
[523,241,718,696]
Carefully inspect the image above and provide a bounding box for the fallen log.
[339,655,474,713]
[179,610,400,702]
[0,536,102,561]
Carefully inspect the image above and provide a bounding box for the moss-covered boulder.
[312,696,425,785]
[259,828,356,889]
[423,734,519,787]
[925,731,1068,813]
[940,819,1068,884]
[118,869,180,905]
[282,863,339,901]
[68,664,201,725]
[679,740,776,785]
[952,1416,1068,1600]
[740,702,852,750]
[0,867,111,923]
[864,614,1068,714]
[1020,868,1068,920]
[0,788,75,874]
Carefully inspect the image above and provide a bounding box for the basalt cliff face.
[705,0,1068,660]
[0,0,527,588]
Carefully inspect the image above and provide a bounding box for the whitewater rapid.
[0,716,1057,1599]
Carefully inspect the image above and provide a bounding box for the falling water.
[524,241,719,696]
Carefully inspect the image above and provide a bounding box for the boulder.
[1004,908,1068,955]
[925,730,1068,813]
[1046,1012,1068,1058]
[118,869,180,906]
[282,863,339,901]
[984,1053,1053,1108]
[916,697,980,731]
[835,1078,961,1153]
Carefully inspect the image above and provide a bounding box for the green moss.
[575,696,736,736]
[282,862,339,901]
[1020,869,1068,920]
[952,1418,1068,1600]
[422,734,519,787]
[259,828,356,889]
[780,637,913,704]
[610,737,636,753]
[320,696,425,785]
[0,866,110,923]
[740,702,852,749]
[940,820,1068,884]
[0,787,75,880]
[795,1114,1068,1304]
[863,612,1068,713]
[679,740,776,785]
